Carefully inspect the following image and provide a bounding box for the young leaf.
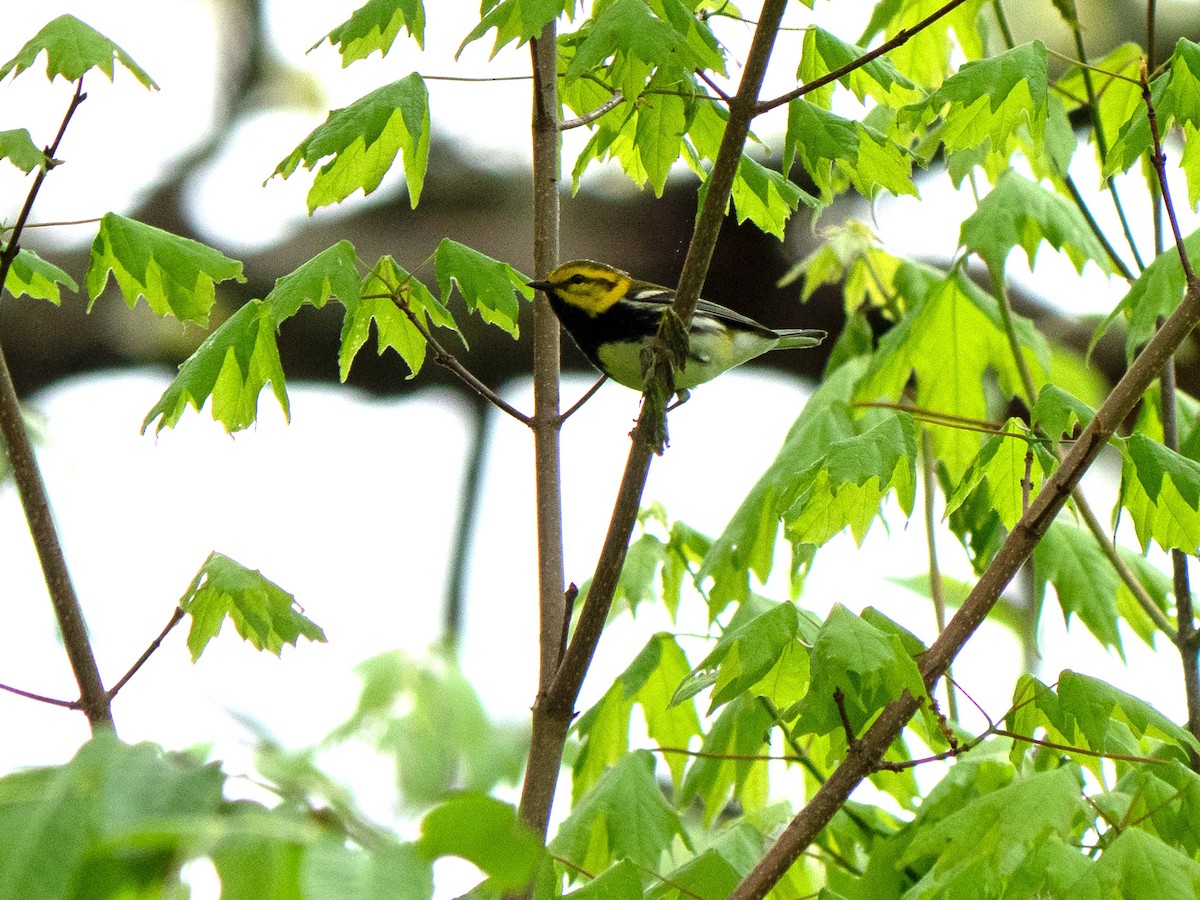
[943,419,1043,531]
[562,0,697,101]
[4,248,77,304]
[457,0,574,59]
[263,240,361,324]
[900,41,1048,170]
[273,74,430,211]
[1032,522,1129,655]
[180,552,325,661]
[676,697,774,825]
[551,751,687,877]
[1054,43,1142,154]
[1092,229,1200,362]
[797,26,921,110]
[417,794,541,892]
[86,213,245,326]
[434,239,530,336]
[1118,433,1200,555]
[0,14,157,87]
[0,129,47,173]
[691,599,802,714]
[859,0,987,89]
[142,300,288,434]
[1031,384,1095,449]
[1066,828,1200,898]
[784,101,916,207]
[1057,670,1200,758]
[313,0,426,65]
[959,170,1114,279]
[339,257,442,379]
[574,634,700,799]
[793,604,926,744]
[726,154,816,240]
[858,264,1048,480]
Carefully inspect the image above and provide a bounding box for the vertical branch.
[517,21,568,839]
[517,0,791,844]
[0,79,112,732]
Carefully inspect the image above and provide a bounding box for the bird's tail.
[775,328,826,349]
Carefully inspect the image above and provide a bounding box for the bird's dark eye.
[569,274,586,285]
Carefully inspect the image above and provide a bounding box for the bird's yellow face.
[541,260,632,317]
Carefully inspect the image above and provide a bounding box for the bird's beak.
[527,279,552,292]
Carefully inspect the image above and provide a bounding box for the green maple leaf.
[960,170,1114,278]
[798,26,922,110]
[340,256,453,380]
[858,264,1048,480]
[1055,42,1142,154]
[142,300,287,434]
[794,604,926,747]
[313,0,426,64]
[1093,229,1200,362]
[551,751,687,875]
[0,129,47,173]
[1118,433,1200,554]
[142,241,362,434]
[785,100,916,206]
[859,0,987,89]
[676,697,774,825]
[181,552,325,661]
[273,74,429,211]
[574,634,700,798]
[3,248,77,304]
[1107,39,1200,193]
[0,14,156,87]
[900,41,1048,169]
[457,0,575,59]
[944,418,1048,530]
[1031,385,1095,449]
[86,213,244,326]
[719,154,815,241]
[434,239,529,336]
[1033,522,1129,655]
[1070,829,1200,898]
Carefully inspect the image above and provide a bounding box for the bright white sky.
[0,2,1195,895]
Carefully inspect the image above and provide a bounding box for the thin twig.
[1142,62,1193,278]
[0,682,76,708]
[922,430,957,720]
[559,375,608,423]
[558,91,625,130]
[107,607,186,699]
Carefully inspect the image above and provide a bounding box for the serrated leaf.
[798,26,922,109]
[794,604,926,745]
[858,264,1048,480]
[960,170,1114,278]
[676,697,773,825]
[86,213,244,325]
[180,552,325,661]
[563,0,695,101]
[3,248,77,304]
[1064,828,1200,899]
[434,239,529,336]
[551,751,686,877]
[265,240,361,324]
[900,41,1047,169]
[943,419,1043,530]
[273,74,429,211]
[142,300,288,434]
[1092,229,1200,363]
[1119,433,1200,554]
[1057,670,1200,757]
[785,101,916,206]
[725,154,816,240]
[340,256,446,380]
[1031,384,1095,449]
[417,795,540,892]
[0,129,46,173]
[694,599,801,713]
[574,634,700,798]
[1055,43,1142,154]
[1033,522,1127,655]
[1106,39,1200,185]
[0,14,157,87]
[457,0,573,59]
[313,0,426,64]
[859,0,987,88]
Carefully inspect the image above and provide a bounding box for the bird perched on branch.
[529,259,826,394]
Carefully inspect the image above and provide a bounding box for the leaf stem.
[0,78,113,732]
[922,430,957,720]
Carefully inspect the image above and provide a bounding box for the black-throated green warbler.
[528,260,826,392]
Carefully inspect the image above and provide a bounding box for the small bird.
[528,259,826,393]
